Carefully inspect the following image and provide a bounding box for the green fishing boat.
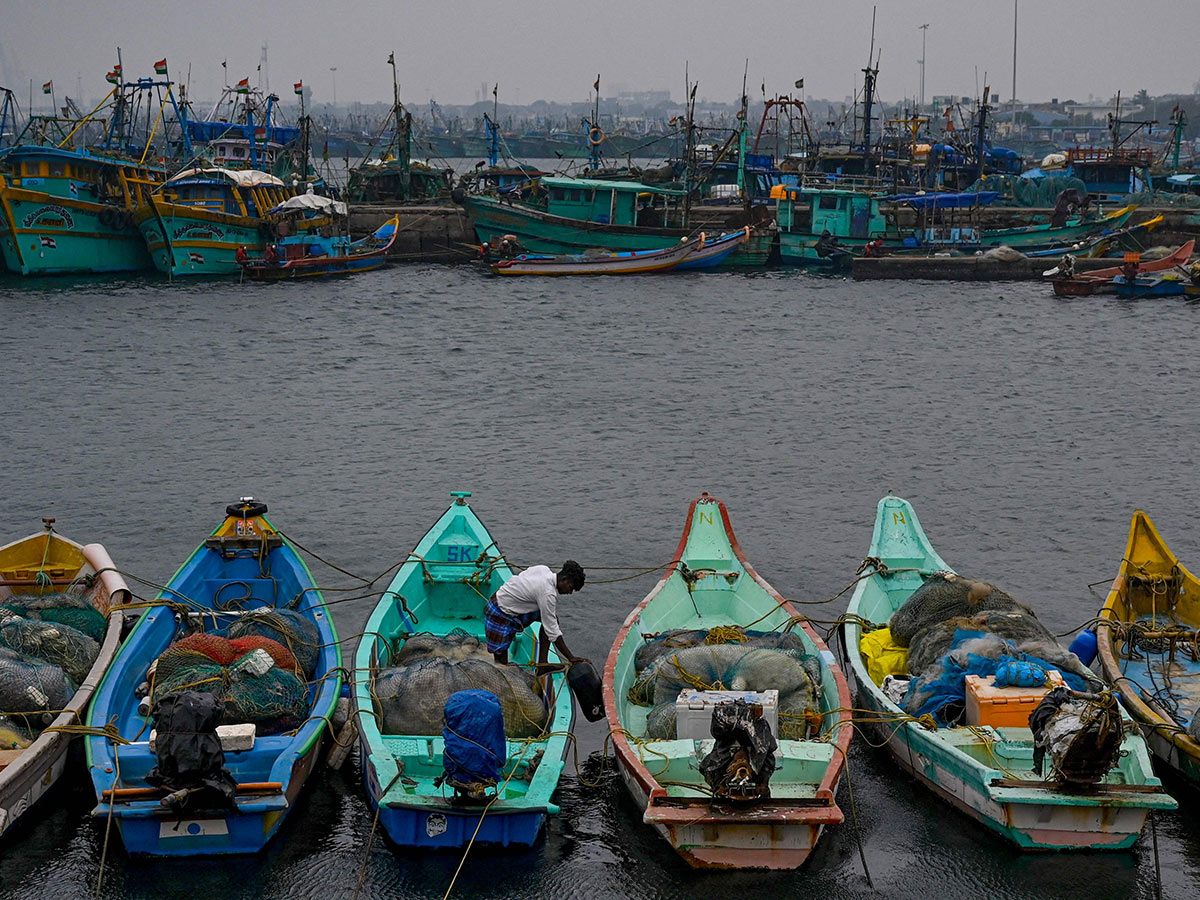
[843,494,1174,850]
[353,491,574,849]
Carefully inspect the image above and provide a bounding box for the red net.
[229,635,301,677]
[171,633,237,665]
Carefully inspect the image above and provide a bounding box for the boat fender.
[98,206,116,228]
[567,660,604,722]
[226,500,268,518]
[588,126,605,147]
[116,209,133,230]
[450,186,466,205]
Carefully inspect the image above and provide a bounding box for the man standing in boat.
[486,561,585,665]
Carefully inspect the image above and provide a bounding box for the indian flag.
[293,81,303,95]
[236,77,250,94]
[154,58,168,75]
[105,71,119,84]
[41,81,52,94]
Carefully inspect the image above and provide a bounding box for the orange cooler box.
[964,670,1066,728]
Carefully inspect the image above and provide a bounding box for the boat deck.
[1115,614,1200,730]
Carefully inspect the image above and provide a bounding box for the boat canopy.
[539,175,686,197]
[888,191,1000,210]
[269,193,348,216]
[167,167,285,187]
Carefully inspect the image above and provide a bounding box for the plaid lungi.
[484,596,538,653]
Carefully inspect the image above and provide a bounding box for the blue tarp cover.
[890,191,1001,210]
[442,689,506,784]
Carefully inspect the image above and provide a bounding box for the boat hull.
[137,204,265,276]
[0,186,150,274]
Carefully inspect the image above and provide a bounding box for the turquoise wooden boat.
[136,167,302,276]
[85,500,342,856]
[843,495,1175,850]
[603,493,852,869]
[353,491,573,849]
[0,145,158,275]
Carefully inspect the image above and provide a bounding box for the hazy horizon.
[5,0,1198,113]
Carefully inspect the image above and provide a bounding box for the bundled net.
[628,638,823,741]
[391,629,491,666]
[0,647,73,730]
[634,627,809,673]
[374,641,548,738]
[906,609,1062,676]
[888,573,1033,647]
[0,610,99,684]
[225,609,320,678]
[0,591,106,642]
[152,633,310,735]
[0,714,33,750]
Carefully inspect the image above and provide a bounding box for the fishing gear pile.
[0,583,105,738]
[888,573,1095,724]
[627,627,823,740]
[149,628,310,735]
[373,630,548,738]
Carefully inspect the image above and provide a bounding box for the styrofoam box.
[149,723,257,753]
[675,689,779,741]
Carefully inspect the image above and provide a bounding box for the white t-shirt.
[495,565,563,640]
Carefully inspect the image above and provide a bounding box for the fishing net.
[1189,713,1200,743]
[778,688,822,740]
[391,630,492,666]
[633,628,809,674]
[906,610,1059,675]
[631,644,817,707]
[966,174,1089,208]
[0,647,73,728]
[888,573,1033,647]
[0,611,99,684]
[0,715,32,749]
[152,638,310,735]
[225,609,320,678]
[645,701,678,739]
[374,656,548,738]
[0,591,107,642]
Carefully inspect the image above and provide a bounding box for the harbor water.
[1,266,1199,899]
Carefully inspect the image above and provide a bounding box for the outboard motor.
[1030,687,1125,784]
[699,698,777,804]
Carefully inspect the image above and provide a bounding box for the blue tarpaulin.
[889,191,1001,210]
[442,689,506,785]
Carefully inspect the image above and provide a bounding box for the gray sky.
[5,0,1198,110]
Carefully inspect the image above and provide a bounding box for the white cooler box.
[675,689,779,741]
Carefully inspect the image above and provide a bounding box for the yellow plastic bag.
[859,627,908,685]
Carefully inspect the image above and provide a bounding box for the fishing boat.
[603,493,852,869]
[677,227,752,269]
[239,200,398,280]
[353,491,574,849]
[0,520,130,838]
[1113,273,1187,298]
[843,494,1175,850]
[1096,511,1200,786]
[0,145,161,275]
[85,499,341,856]
[1048,241,1194,296]
[135,167,303,276]
[488,235,702,275]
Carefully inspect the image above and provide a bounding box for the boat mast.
[861,6,879,174]
[1010,0,1018,133]
[975,85,990,183]
[589,73,601,173]
[486,83,498,168]
[683,72,696,227]
[738,61,749,217]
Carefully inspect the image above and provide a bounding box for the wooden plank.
[989,778,1166,794]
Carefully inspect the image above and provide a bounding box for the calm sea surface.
[1,266,1198,899]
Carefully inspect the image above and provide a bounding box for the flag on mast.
[593,74,600,92]
[293,81,303,95]
[41,81,52,95]
[154,58,168,75]
[236,77,250,94]
[105,70,119,84]
[387,52,395,65]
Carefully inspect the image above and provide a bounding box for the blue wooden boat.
[353,491,574,849]
[1113,273,1187,298]
[239,202,399,280]
[84,500,341,856]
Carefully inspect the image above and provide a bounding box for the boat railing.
[793,174,891,194]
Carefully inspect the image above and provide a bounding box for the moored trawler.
[135,167,306,276]
[0,145,161,275]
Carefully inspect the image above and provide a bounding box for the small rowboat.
[488,233,704,275]
[1097,511,1200,785]
[0,522,130,838]
[1114,273,1187,298]
[1048,240,1194,296]
[603,494,852,869]
[676,227,752,269]
[843,495,1175,850]
[85,500,341,856]
[353,491,574,848]
[240,215,399,280]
